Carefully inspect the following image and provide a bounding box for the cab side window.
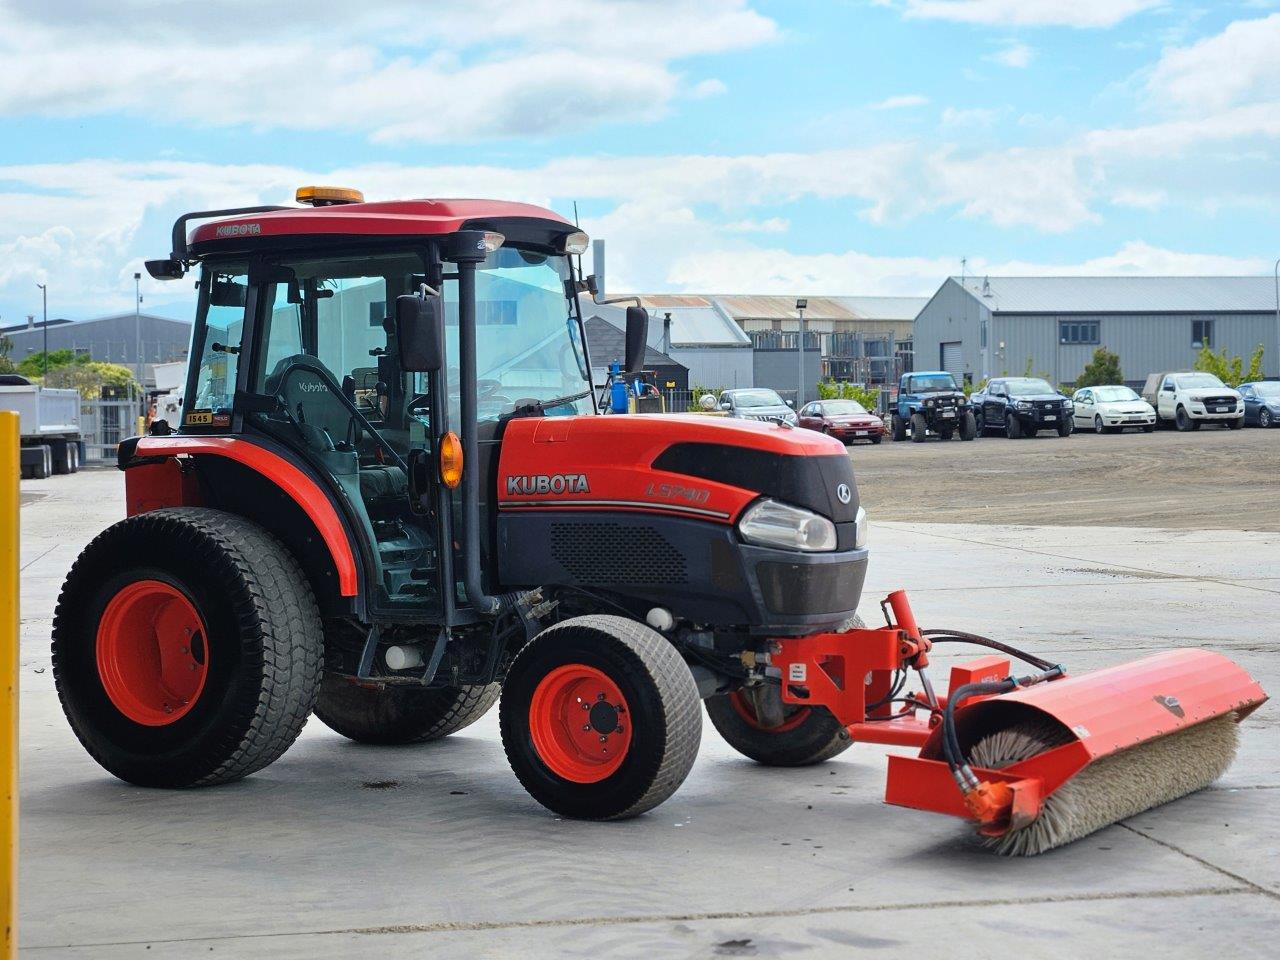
[186,270,248,420]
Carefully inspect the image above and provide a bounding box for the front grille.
[551,522,687,585]
[1204,396,1236,409]
[756,558,867,615]
[1036,401,1060,412]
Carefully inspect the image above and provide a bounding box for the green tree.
[1193,344,1264,388]
[816,379,880,411]
[689,385,724,412]
[1075,347,1124,388]
[44,361,138,400]
[0,332,14,374]
[16,349,88,380]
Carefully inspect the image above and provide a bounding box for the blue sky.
[2,0,1278,326]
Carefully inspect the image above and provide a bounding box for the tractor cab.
[141,188,639,628]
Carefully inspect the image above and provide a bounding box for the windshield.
[1254,382,1280,396]
[1007,379,1056,396]
[731,389,786,408]
[907,374,957,392]
[443,246,589,420]
[823,400,867,415]
[1175,373,1226,390]
[1093,386,1140,402]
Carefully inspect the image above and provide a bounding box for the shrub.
[1075,347,1123,388]
[816,379,879,411]
[1193,344,1265,388]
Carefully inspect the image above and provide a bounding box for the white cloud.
[0,0,776,143]
[722,217,790,233]
[1146,14,1280,114]
[1109,188,1168,211]
[869,94,931,110]
[897,1,1162,28]
[691,78,730,99]
[987,42,1033,67]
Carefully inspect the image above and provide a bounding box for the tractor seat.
[359,464,408,501]
[266,355,357,451]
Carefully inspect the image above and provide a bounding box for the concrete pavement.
[15,469,1280,958]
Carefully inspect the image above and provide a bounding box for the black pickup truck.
[971,377,1074,438]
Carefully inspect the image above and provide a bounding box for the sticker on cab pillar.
[788,662,807,682]
[184,410,214,425]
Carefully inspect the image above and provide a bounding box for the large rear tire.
[499,616,701,820]
[315,676,499,745]
[52,508,323,787]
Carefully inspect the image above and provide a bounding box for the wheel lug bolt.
[598,735,607,743]
[597,692,606,700]
[180,646,188,654]
[582,703,590,711]
[582,724,591,732]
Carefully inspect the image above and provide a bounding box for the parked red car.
[797,399,885,444]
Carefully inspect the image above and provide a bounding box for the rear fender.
[125,436,360,599]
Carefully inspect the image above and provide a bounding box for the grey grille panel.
[551,522,688,585]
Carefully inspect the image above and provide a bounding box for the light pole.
[1274,257,1279,378]
[35,283,47,378]
[134,272,143,388]
[796,298,808,408]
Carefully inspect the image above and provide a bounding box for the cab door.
[1158,376,1177,418]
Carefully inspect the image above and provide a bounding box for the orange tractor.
[52,187,1265,853]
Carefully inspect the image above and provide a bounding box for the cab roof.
[188,198,574,252]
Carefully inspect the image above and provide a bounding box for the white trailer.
[0,376,83,478]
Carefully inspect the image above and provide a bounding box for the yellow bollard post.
[0,411,18,958]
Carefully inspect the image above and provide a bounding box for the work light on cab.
[295,185,365,206]
[561,231,590,255]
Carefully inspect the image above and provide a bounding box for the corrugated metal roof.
[587,302,749,349]
[714,296,856,321]
[836,296,929,322]
[951,276,1280,314]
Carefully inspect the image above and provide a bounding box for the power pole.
[36,284,47,377]
[795,298,808,407]
[134,272,143,388]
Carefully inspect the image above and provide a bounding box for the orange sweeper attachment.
[770,591,1267,855]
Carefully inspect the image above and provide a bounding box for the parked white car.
[1141,372,1244,431]
[1070,385,1156,434]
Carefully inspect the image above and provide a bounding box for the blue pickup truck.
[891,370,977,443]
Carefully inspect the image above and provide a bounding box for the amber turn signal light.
[439,431,463,489]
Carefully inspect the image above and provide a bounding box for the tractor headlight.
[854,506,869,550]
[738,499,837,553]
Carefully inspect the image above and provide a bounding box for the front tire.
[1261,408,1273,428]
[1175,406,1198,431]
[51,508,323,787]
[1057,418,1073,437]
[1228,417,1243,430]
[891,415,906,442]
[315,677,500,745]
[499,616,701,820]
[910,412,928,443]
[1005,413,1023,439]
[959,411,977,441]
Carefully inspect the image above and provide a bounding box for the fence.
[80,398,143,463]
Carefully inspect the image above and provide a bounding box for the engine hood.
[1186,388,1239,400]
[496,414,858,525]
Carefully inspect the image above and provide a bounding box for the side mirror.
[785,399,794,408]
[624,305,649,374]
[395,292,444,373]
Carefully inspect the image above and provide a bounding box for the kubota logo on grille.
[215,223,262,237]
[506,474,590,495]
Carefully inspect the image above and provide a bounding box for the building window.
[1058,320,1099,345]
[1192,319,1213,349]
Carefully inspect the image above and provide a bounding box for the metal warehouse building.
[1,312,193,388]
[914,276,1280,387]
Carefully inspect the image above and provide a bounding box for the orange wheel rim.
[96,580,210,726]
[528,664,632,783]
[729,690,810,733]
